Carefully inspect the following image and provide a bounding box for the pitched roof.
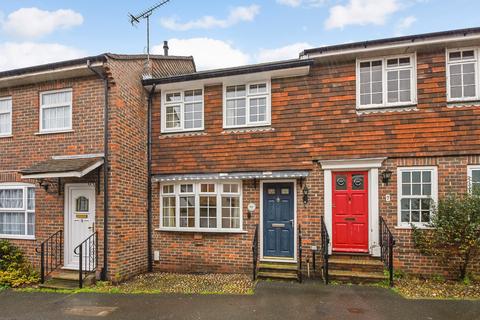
[301,27,480,57]
[20,157,104,178]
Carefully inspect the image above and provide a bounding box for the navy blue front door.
[263,183,295,258]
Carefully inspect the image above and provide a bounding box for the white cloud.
[256,42,313,63]
[395,15,416,35]
[153,38,250,70]
[325,0,399,29]
[276,0,302,7]
[160,5,260,31]
[2,7,83,39]
[0,42,86,71]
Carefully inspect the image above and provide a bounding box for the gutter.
[147,84,157,272]
[87,59,110,281]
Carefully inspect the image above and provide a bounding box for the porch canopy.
[20,157,104,179]
[153,170,309,182]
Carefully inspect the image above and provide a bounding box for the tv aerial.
[129,0,171,70]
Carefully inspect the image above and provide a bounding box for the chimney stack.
[163,41,169,56]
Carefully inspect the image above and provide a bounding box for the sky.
[0,0,479,71]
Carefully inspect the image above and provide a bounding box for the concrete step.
[329,270,387,284]
[39,278,79,290]
[257,271,299,280]
[40,271,95,289]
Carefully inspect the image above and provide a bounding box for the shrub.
[412,192,480,280]
[0,240,39,288]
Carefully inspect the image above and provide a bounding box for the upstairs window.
[397,167,438,228]
[0,97,12,136]
[162,89,203,133]
[40,89,72,133]
[447,49,478,101]
[224,81,270,128]
[357,55,416,109]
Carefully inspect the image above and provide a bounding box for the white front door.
[64,184,96,269]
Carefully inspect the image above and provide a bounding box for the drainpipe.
[87,59,109,281]
[147,84,156,272]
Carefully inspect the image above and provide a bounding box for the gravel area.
[91,273,255,295]
[395,278,480,300]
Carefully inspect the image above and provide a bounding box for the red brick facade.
[151,48,480,278]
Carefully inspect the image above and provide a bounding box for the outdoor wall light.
[381,169,393,185]
[303,185,309,207]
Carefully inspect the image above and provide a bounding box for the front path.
[0,281,478,320]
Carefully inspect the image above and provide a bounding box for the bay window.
[162,89,203,133]
[468,165,480,194]
[224,82,270,128]
[397,167,437,227]
[357,54,416,109]
[0,185,35,238]
[160,181,242,231]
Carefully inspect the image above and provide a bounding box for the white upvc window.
[446,48,479,102]
[0,184,35,239]
[0,97,12,136]
[223,81,271,128]
[357,54,416,109]
[397,167,438,228]
[467,165,480,194]
[160,181,242,232]
[161,89,204,133]
[40,89,72,133]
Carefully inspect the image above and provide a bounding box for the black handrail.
[73,232,98,288]
[298,224,302,283]
[35,230,63,283]
[379,216,395,287]
[321,217,329,284]
[252,224,259,280]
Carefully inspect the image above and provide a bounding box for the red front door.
[332,171,369,253]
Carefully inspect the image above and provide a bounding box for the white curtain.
[0,212,25,235]
[0,189,23,208]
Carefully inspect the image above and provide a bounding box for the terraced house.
[1,27,479,288]
[0,52,195,287]
[144,27,480,283]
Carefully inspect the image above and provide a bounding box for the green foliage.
[0,240,39,288]
[412,192,480,280]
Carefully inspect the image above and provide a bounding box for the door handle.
[88,222,95,231]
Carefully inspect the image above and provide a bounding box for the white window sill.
[223,123,271,130]
[0,234,35,240]
[161,128,204,135]
[0,134,13,138]
[395,225,433,230]
[156,228,247,234]
[35,129,74,135]
[357,103,417,111]
[447,100,480,107]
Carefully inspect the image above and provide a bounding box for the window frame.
[39,88,73,133]
[0,96,12,137]
[159,181,244,233]
[223,80,271,129]
[396,166,438,228]
[356,53,417,110]
[446,47,480,102]
[467,165,480,194]
[0,183,35,240]
[161,88,204,133]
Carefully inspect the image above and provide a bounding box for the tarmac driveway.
[0,281,479,320]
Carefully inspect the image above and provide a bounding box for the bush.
[0,240,39,288]
[412,192,480,280]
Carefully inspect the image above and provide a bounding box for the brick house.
[143,28,480,281]
[0,52,195,283]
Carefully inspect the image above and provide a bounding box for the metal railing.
[73,232,98,288]
[321,217,330,284]
[252,224,259,280]
[35,230,63,283]
[298,224,302,283]
[379,216,395,287]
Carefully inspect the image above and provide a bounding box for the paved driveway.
[0,281,479,320]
